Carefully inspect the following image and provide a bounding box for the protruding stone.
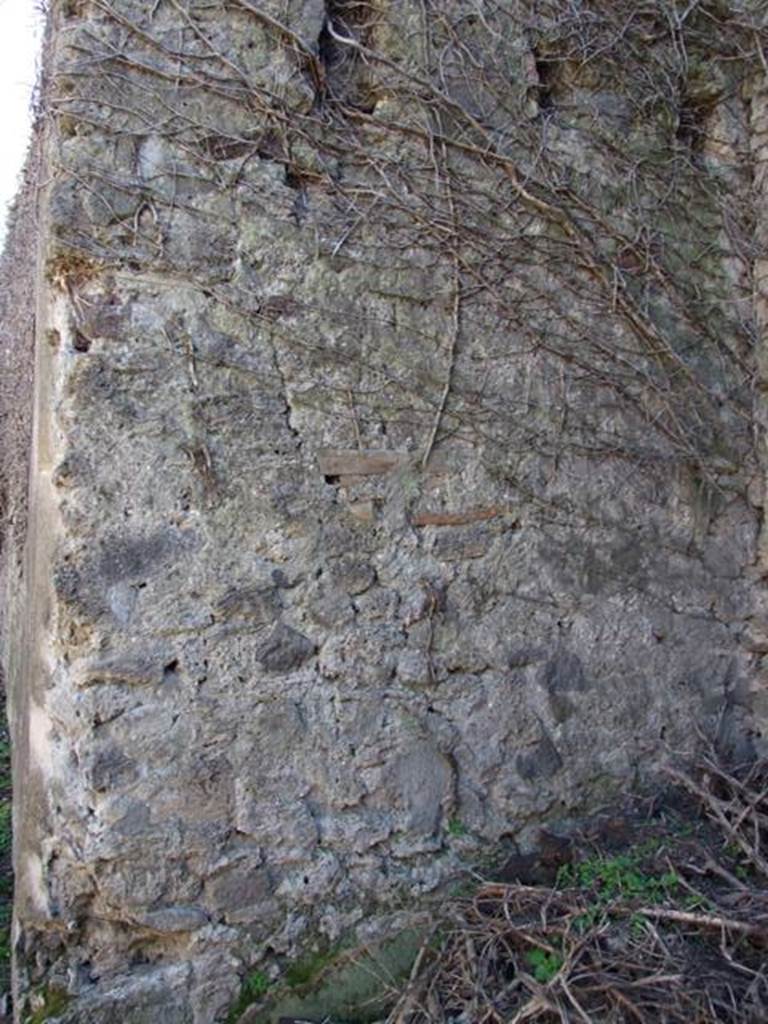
[257,623,316,673]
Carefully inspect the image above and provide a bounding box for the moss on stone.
[283,944,341,989]
[235,928,426,1024]
[25,987,71,1024]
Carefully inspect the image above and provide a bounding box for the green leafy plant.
[557,842,680,930]
[629,912,647,936]
[558,847,678,901]
[683,892,712,911]
[0,738,10,855]
[243,971,270,999]
[0,801,11,859]
[227,970,271,1023]
[25,987,71,1024]
[284,945,339,989]
[446,817,467,838]
[525,948,564,984]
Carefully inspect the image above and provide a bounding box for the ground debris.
[385,747,768,1024]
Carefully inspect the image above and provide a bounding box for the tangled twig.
[385,749,768,1023]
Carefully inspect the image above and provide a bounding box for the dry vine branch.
[46,0,764,515]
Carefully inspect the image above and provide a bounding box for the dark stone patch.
[138,905,209,933]
[329,556,376,595]
[98,528,192,585]
[53,563,82,604]
[541,650,590,693]
[78,649,171,687]
[497,830,573,885]
[216,585,281,622]
[260,293,301,322]
[87,746,139,792]
[608,536,646,584]
[433,526,491,562]
[508,646,545,669]
[69,355,116,401]
[52,453,90,489]
[75,289,126,339]
[516,730,563,782]
[548,692,575,724]
[72,330,91,353]
[113,801,151,836]
[206,866,272,914]
[257,622,316,673]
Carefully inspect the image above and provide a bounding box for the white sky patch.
[0,0,43,248]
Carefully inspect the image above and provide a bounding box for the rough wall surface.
[0,133,40,665]
[2,1,768,1020]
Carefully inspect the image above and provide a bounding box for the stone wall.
[2,1,768,1021]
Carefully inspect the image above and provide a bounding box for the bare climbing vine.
[44,0,768,517]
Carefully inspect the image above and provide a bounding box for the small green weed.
[0,737,10,858]
[0,801,11,858]
[557,842,678,901]
[284,945,338,989]
[525,948,563,984]
[227,970,271,1023]
[557,842,680,930]
[683,892,712,911]
[446,817,467,838]
[674,820,695,838]
[25,987,71,1024]
[243,971,270,999]
[629,912,646,936]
